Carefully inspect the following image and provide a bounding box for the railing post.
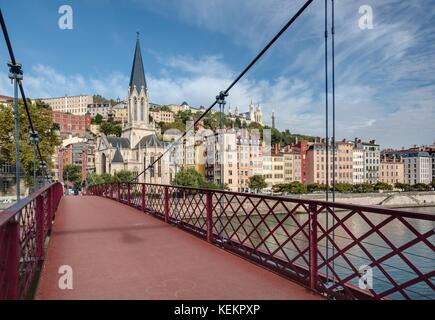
[36,194,45,260]
[110,184,113,199]
[141,184,146,212]
[2,220,19,300]
[309,203,318,291]
[206,191,213,243]
[47,187,53,232]
[117,183,121,202]
[164,186,169,223]
[127,183,131,206]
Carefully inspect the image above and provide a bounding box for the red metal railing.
[87,183,435,300]
[0,183,63,300]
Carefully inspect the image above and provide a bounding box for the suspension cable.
[131,0,314,182]
[0,9,50,181]
[331,0,337,282]
[324,0,330,281]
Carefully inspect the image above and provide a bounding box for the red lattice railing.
[0,183,63,300]
[87,183,435,300]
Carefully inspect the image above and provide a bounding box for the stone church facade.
[95,35,170,184]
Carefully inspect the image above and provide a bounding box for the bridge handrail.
[0,182,63,300]
[87,182,435,300]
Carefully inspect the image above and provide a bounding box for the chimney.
[274,143,280,154]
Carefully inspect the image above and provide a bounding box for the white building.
[355,139,380,184]
[38,94,93,115]
[352,148,364,184]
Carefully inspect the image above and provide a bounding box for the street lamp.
[30,131,39,192]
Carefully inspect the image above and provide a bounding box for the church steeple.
[129,32,147,91]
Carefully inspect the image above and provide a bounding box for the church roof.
[129,33,147,90]
[112,146,124,163]
[106,136,130,149]
[135,134,165,149]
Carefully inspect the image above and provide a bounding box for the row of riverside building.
[179,128,435,192]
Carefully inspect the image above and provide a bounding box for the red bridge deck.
[35,196,322,300]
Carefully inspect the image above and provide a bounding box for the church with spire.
[94,34,170,183]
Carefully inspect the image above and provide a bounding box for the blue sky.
[0,0,434,149]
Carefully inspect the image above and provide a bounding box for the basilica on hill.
[94,34,170,183]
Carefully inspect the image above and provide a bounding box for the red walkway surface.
[36,196,322,300]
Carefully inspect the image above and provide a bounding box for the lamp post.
[40,160,47,187]
[8,60,23,201]
[30,131,39,192]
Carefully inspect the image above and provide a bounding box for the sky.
[0,0,434,149]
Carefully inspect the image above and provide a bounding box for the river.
[213,205,434,300]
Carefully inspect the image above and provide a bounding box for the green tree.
[411,183,431,191]
[173,168,207,188]
[0,100,60,187]
[374,182,393,191]
[113,170,133,183]
[248,175,268,191]
[94,113,103,124]
[334,183,354,193]
[307,183,325,193]
[394,182,406,190]
[64,164,82,189]
[100,121,122,137]
[353,183,374,193]
[272,182,307,194]
[287,182,307,194]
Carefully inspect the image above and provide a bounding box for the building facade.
[39,95,93,115]
[380,157,404,185]
[87,103,112,119]
[51,111,91,137]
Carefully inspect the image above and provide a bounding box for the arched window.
[101,153,107,174]
[140,98,145,121]
[134,97,138,121]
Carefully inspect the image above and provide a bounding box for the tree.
[93,113,103,125]
[173,168,207,188]
[411,183,431,191]
[374,182,393,191]
[394,182,406,191]
[334,183,354,193]
[272,182,307,194]
[113,170,133,183]
[248,175,267,191]
[0,100,61,187]
[64,164,82,189]
[353,183,374,193]
[307,183,325,193]
[100,121,122,137]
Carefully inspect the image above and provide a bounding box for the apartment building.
[352,148,364,184]
[306,140,354,185]
[51,111,91,137]
[87,103,112,119]
[380,157,404,185]
[236,129,262,192]
[355,139,380,184]
[205,130,239,191]
[112,101,128,123]
[383,150,432,185]
[263,149,285,190]
[283,149,302,183]
[150,109,175,124]
[39,95,93,115]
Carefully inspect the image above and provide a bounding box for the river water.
[213,205,434,300]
